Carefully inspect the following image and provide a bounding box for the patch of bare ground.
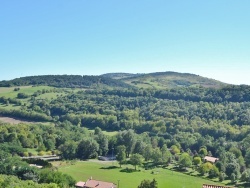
[0,116,35,124]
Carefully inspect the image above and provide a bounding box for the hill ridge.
[0,71,227,89]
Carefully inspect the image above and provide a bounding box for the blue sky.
[0,0,249,84]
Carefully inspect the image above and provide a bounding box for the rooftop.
[202,184,235,188]
[204,156,219,163]
[75,179,116,188]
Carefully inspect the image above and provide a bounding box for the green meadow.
[55,160,221,188]
[0,86,53,98]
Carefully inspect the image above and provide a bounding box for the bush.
[17,93,29,99]
[38,151,46,156]
[23,152,29,157]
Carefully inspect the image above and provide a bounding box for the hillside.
[0,72,228,89]
[103,71,227,89]
[1,74,250,187]
[101,73,140,79]
[0,75,132,89]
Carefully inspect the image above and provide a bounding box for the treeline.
[2,86,250,134]
[0,108,52,122]
[2,121,250,184]
[0,75,132,88]
[0,174,60,188]
[89,85,250,103]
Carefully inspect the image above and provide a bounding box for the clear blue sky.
[0,0,249,84]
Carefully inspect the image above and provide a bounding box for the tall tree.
[58,141,77,160]
[117,129,136,157]
[130,154,144,170]
[179,152,192,170]
[76,138,99,159]
[116,145,126,167]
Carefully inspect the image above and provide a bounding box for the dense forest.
[0,75,132,88]
[1,74,250,187]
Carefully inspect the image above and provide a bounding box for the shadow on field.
[100,166,118,170]
[120,168,138,173]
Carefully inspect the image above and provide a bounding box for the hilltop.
[102,71,227,89]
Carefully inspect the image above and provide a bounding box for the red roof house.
[75,179,116,188]
[202,184,235,188]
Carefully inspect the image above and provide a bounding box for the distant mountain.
[0,75,132,89]
[0,72,227,89]
[103,71,227,89]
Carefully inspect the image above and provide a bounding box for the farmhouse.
[204,156,219,163]
[75,179,116,188]
[202,184,235,188]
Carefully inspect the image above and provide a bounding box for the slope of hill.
[102,73,142,79]
[115,71,227,89]
[0,75,132,89]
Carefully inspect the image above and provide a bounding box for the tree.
[161,144,172,164]
[138,179,157,188]
[76,138,99,159]
[241,169,250,182]
[199,147,208,157]
[95,131,109,156]
[209,165,219,178]
[17,93,29,99]
[179,152,192,169]
[39,169,76,187]
[152,148,162,164]
[130,154,144,170]
[229,147,242,158]
[245,149,250,167]
[225,162,240,179]
[58,141,77,160]
[133,140,146,155]
[116,145,126,167]
[219,172,226,182]
[230,173,236,183]
[198,162,213,175]
[193,156,202,167]
[117,129,136,157]
[143,145,153,161]
[170,145,180,155]
[138,179,151,188]
[150,178,158,188]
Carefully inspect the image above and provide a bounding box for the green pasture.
[0,86,54,98]
[0,104,21,110]
[36,92,61,100]
[55,160,221,188]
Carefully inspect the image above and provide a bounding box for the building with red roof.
[202,184,235,188]
[75,179,116,188]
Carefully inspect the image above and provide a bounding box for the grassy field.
[55,160,222,188]
[0,86,54,98]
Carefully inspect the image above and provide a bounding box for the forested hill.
[0,72,227,89]
[102,71,227,89]
[0,75,132,88]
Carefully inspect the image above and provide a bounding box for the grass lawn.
[55,160,222,188]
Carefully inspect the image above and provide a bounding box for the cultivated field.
[54,160,221,188]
